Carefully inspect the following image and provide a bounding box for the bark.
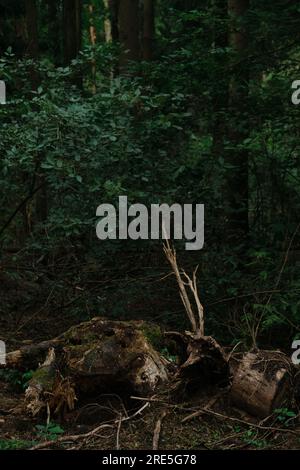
[226,0,249,241]
[166,332,229,393]
[118,0,140,68]
[103,0,112,42]
[4,318,169,416]
[104,0,119,42]
[142,0,155,60]
[230,351,292,418]
[4,339,63,370]
[88,4,97,46]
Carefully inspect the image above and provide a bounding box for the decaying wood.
[230,351,293,418]
[152,410,167,450]
[4,338,63,369]
[163,237,204,336]
[163,239,229,388]
[5,318,169,416]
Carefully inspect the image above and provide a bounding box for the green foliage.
[35,422,65,441]
[0,439,33,450]
[241,429,268,449]
[274,408,297,427]
[0,369,34,391]
[0,1,300,351]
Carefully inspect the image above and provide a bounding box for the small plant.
[0,369,34,391]
[35,422,64,441]
[0,439,33,450]
[242,429,268,449]
[160,347,177,363]
[274,408,297,426]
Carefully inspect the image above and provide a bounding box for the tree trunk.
[118,0,140,68]
[88,4,97,46]
[88,4,97,93]
[212,0,228,160]
[104,0,119,42]
[142,0,155,60]
[63,0,82,65]
[226,0,249,242]
[104,0,120,76]
[230,351,292,418]
[25,0,39,59]
[46,0,61,64]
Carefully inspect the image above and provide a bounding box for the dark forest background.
[1,0,300,351]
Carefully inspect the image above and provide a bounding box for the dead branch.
[181,407,300,436]
[163,237,204,336]
[152,410,167,450]
[29,402,150,450]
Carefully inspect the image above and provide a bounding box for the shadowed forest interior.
[0,0,300,452]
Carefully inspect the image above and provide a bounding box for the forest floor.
[1,374,300,450]
[1,308,300,451]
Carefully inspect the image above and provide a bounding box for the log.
[4,339,63,370]
[5,318,169,416]
[230,351,292,418]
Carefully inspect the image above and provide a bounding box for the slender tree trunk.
[89,4,97,45]
[88,4,97,93]
[25,0,39,58]
[63,0,82,65]
[103,0,112,42]
[118,0,140,68]
[212,0,228,160]
[103,0,120,76]
[142,0,155,60]
[226,0,249,241]
[104,0,119,42]
[46,0,61,64]
[25,1,48,229]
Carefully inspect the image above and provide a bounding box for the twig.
[181,407,300,436]
[29,423,114,450]
[131,396,162,403]
[0,183,44,238]
[254,221,300,341]
[116,416,122,450]
[30,402,150,450]
[152,410,167,450]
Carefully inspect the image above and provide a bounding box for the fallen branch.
[152,410,167,450]
[181,407,300,436]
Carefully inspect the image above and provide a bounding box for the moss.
[31,366,56,391]
[140,323,164,351]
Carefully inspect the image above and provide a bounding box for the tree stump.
[230,351,292,418]
[2,318,169,416]
[166,332,230,394]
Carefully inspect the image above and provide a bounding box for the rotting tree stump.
[230,351,293,418]
[3,318,169,416]
[165,331,230,394]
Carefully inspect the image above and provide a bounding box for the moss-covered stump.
[6,318,169,416]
